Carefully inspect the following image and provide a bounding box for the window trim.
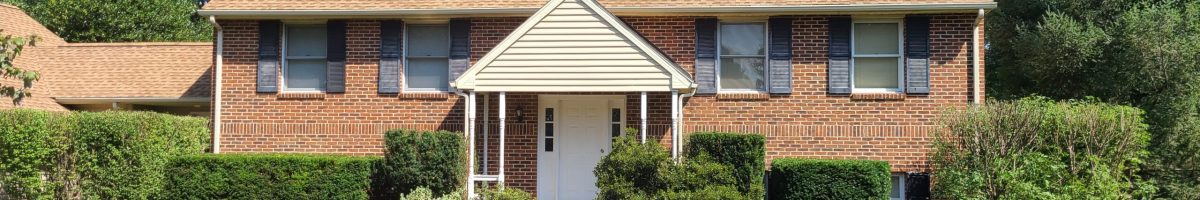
[850,18,905,94]
[281,23,329,93]
[715,21,770,93]
[402,23,452,93]
[890,173,907,200]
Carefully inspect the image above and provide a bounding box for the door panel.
[538,96,623,200]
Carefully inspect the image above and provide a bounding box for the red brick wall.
[217,14,985,193]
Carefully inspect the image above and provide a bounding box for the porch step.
[471,175,500,182]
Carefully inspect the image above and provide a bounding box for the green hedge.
[685,132,766,198]
[161,154,377,200]
[377,129,466,198]
[768,158,890,200]
[595,135,746,199]
[0,109,210,200]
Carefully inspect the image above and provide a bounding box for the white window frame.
[402,23,452,93]
[850,18,905,93]
[890,173,907,200]
[281,23,328,92]
[716,21,770,93]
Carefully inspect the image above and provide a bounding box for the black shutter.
[694,18,718,94]
[905,16,931,94]
[768,17,793,94]
[326,20,347,93]
[827,17,852,95]
[256,20,281,93]
[378,20,402,94]
[906,172,931,200]
[449,19,471,85]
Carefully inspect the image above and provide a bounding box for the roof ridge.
[0,3,18,10]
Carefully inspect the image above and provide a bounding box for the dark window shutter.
[827,17,852,95]
[326,20,347,93]
[378,20,403,94]
[449,19,471,85]
[905,16,931,94]
[256,20,281,93]
[768,17,793,94]
[694,18,718,94]
[906,172,931,200]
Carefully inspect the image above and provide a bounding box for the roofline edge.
[198,3,998,17]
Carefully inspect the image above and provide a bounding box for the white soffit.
[453,0,696,92]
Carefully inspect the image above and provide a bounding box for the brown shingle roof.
[0,3,65,46]
[201,0,995,10]
[40,43,213,99]
[1,3,67,110]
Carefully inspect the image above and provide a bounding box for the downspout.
[676,89,696,162]
[207,16,224,153]
[972,9,984,105]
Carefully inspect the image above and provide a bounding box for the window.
[405,24,450,92]
[717,22,767,92]
[852,19,904,92]
[890,173,906,200]
[543,108,555,152]
[283,24,327,91]
[610,108,622,142]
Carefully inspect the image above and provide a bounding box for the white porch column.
[466,91,477,196]
[670,90,679,159]
[640,91,648,143]
[498,92,507,184]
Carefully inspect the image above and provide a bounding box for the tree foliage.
[3,0,211,42]
[986,1,1200,198]
[0,32,39,105]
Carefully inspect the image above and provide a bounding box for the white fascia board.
[198,3,998,17]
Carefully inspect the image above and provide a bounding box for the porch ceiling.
[452,0,696,93]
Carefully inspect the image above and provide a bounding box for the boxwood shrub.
[685,132,766,198]
[376,129,466,198]
[768,158,890,200]
[161,154,377,200]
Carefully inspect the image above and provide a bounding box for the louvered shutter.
[827,17,852,94]
[326,20,347,93]
[378,20,402,94]
[694,18,718,94]
[768,17,794,94]
[449,19,471,84]
[906,172,931,200]
[905,16,931,94]
[256,20,281,93]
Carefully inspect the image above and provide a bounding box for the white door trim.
[537,95,625,199]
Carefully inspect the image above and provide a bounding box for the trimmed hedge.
[377,129,466,198]
[685,132,766,198]
[0,109,210,200]
[161,154,377,200]
[596,135,746,199]
[768,158,890,200]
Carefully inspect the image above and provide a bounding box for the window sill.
[399,92,454,100]
[850,92,905,101]
[716,92,771,100]
[277,92,327,100]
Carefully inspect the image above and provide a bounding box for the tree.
[0,32,39,105]
[4,0,211,42]
[986,0,1200,198]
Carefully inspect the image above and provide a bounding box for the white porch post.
[670,90,679,159]
[466,91,477,196]
[498,92,507,184]
[640,91,648,143]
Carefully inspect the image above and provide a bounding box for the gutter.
[53,97,211,104]
[207,16,224,153]
[198,3,997,17]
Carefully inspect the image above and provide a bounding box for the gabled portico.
[451,0,695,198]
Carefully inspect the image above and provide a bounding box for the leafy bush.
[684,132,765,198]
[0,109,209,200]
[398,187,462,200]
[377,129,466,198]
[478,185,533,200]
[162,154,377,200]
[931,96,1153,199]
[0,109,69,200]
[595,136,747,199]
[5,0,212,42]
[767,158,890,200]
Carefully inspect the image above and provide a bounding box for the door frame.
[536,95,626,199]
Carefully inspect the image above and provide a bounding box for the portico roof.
[452,0,696,93]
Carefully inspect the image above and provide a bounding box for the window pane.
[854,57,900,89]
[285,59,327,90]
[406,58,449,90]
[544,123,554,137]
[545,108,554,122]
[890,175,903,198]
[286,24,327,57]
[854,23,900,55]
[719,57,765,90]
[719,23,765,56]
[610,109,620,122]
[610,124,620,137]
[545,138,554,152]
[407,25,449,57]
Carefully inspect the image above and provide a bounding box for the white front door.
[538,95,624,200]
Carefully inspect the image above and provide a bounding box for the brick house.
[199,0,992,198]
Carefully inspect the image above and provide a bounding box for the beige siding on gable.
[469,0,677,92]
